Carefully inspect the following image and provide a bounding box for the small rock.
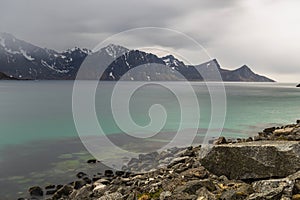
[93,183,106,192]
[87,159,98,164]
[104,169,114,177]
[28,186,43,196]
[73,180,86,190]
[94,178,110,185]
[76,172,87,178]
[160,191,172,200]
[83,177,92,184]
[52,184,73,199]
[45,189,56,195]
[115,170,125,177]
[213,137,227,145]
[97,192,122,200]
[45,184,56,190]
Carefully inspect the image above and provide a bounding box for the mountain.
[0,33,275,82]
[194,59,274,82]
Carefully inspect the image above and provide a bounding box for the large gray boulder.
[201,141,300,180]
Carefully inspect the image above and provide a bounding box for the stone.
[28,186,43,196]
[45,184,56,190]
[52,184,73,199]
[296,84,300,87]
[76,172,87,178]
[263,127,276,133]
[69,185,93,200]
[197,187,216,200]
[168,156,190,168]
[46,189,56,195]
[115,170,125,177]
[219,190,246,200]
[293,194,300,200]
[160,191,172,200]
[248,177,294,200]
[201,141,300,180]
[213,137,227,145]
[93,183,106,192]
[94,178,110,185]
[74,180,86,190]
[104,169,114,177]
[83,177,92,184]
[175,180,212,194]
[87,159,98,164]
[97,192,122,200]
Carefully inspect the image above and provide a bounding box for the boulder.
[296,84,300,87]
[201,141,300,180]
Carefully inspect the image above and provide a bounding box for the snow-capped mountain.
[0,33,274,82]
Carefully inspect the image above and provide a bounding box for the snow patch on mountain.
[41,60,69,73]
[20,49,35,61]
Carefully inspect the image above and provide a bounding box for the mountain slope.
[0,33,275,82]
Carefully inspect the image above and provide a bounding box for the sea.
[0,81,299,199]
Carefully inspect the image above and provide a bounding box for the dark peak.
[235,65,252,72]
[162,55,185,67]
[63,47,91,55]
[210,58,221,69]
[162,54,176,60]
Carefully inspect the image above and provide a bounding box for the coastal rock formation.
[201,141,300,180]
[21,120,300,200]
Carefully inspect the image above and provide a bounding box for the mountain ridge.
[0,33,275,82]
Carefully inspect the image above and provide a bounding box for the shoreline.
[18,120,300,199]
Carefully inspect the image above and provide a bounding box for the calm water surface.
[0,81,299,199]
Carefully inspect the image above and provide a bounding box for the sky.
[0,0,299,82]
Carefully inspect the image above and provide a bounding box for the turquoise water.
[0,81,299,148]
[0,81,300,198]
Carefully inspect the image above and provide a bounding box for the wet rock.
[263,127,276,133]
[52,184,73,199]
[46,189,57,195]
[87,159,98,164]
[45,184,56,190]
[104,169,114,177]
[213,137,227,145]
[115,170,125,177]
[201,141,300,179]
[83,177,92,184]
[28,186,43,196]
[74,180,86,190]
[76,172,87,178]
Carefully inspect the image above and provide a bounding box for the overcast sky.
[0,0,299,82]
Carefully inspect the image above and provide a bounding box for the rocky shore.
[20,120,300,200]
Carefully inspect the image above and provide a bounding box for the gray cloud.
[0,0,299,82]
